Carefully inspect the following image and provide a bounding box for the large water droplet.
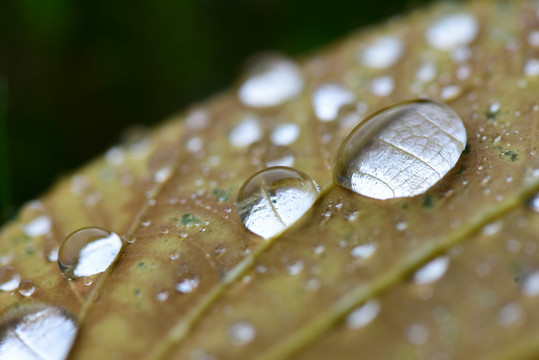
[334,100,467,199]
[0,303,77,360]
[58,227,122,279]
[238,54,304,108]
[237,167,319,239]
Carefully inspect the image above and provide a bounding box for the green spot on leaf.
[212,188,232,202]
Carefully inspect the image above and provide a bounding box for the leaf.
[2,0,539,359]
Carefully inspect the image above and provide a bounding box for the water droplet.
[160,225,169,234]
[360,36,404,69]
[58,227,122,279]
[229,115,263,148]
[350,243,377,259]
[238,54,304,108]
[413,256,450,285]
[286,260,304,276]
[527,193,539,213]
[228,321,256,346]
[139,214,151,227]
[83,277,93,286]
[522,271,539,297]
[105,146,125,166]
[440,85,462,101]
[0,303,77,360]
[524,58,539,77]
[415,62,437,83]
[0,266,21,291]
[122,233,136,244]
[498,302,523,328]
[18,280,35,297]
[369,76,394,97]
[156,290,169,302]
[346,300,381,329]
[175,272,200,294]
[270,123,300,145]
[425,13,478,50]
[263,145,295,167]
[334,100,467,199]
[406,323,429,345]
[22,216,51,238]
[236,167,320,239]
[311,84,355,122]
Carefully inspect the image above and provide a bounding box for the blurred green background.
[0,0,435,223]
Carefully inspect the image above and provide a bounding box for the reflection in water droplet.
[360,36,404,69]
[346,300,381,329]
[0,266,20,291]
[228,321,256,346]
[238,54,304,108]
[58,227,122,279]
[425,13,478,50]
[236,167,319,239]
[413,256,450,285]
[334,100,467,199]
[18,280,35,297]
[263,145,295,167]
[311,84,355,122]
[0,303,77,360]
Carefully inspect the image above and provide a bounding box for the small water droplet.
[236,167,319,239]
[311,84,355,122]
[0,266,20,291]
[22,215,52,238]
[413,256,450,285]
[18,280,35,297]
[156,290,169,302]
[334,100,467,199]
[528,192,539,213]
[350,243,377,259]
[238,54,304,108]
[498,302,523,328]
[105,146,125,166]
[139,214,151,227]
[58,227,122,279]
[160,225,169,234]
[286,260,304,276]
[522,271,539,297]
[263,145,295,167]
[228,321,256,346]
[406,323,429,345]
[83,277,93,286]
[425,13,478,50]
[346,300,381,329]
[360,35,404,69]
[122,233,136,244]
[270,123,300,146]
[0,303,77,360]
[229,115,263,148]
[395,221,408,231]
[524,58,539,77]
[175,272,200,294]
[369,76,394,97]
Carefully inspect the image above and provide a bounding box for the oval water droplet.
[0,303,77,360]
[346,300,381,329]
[228,321,256,346]
[334,100,467,199]
[238,54,304,108]
[236,167,319,239]
[18,280,35,297]
[0,266,20,291]
[58,227,122,279]
[175,271,200,294]
[311,83,355,122]
[425,13,478,51]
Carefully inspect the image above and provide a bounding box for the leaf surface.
[2,1,539,359]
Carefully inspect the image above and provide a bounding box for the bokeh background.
[0,0,435,224]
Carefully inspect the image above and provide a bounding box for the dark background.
[0,0,436,224]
